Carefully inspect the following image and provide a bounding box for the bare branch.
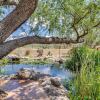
[79,29,88,38]
[75,11,89,24]
[0,36,82,58]
[5,36,79,45]
[72,16,88,42]
[93,21,100,28]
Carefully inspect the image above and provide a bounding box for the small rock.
[16,68,32,79]
[16,68,43,80]
[0,89,7,99]
[40,77,68,99]
[50,77,61,87]
[31,73,39,81]
[39,79,44,83]
[41,79,51,87]
[43,85,59,96]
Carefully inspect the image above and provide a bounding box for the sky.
[0,6,50,40]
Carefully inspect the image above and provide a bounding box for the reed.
[65,46,100,99]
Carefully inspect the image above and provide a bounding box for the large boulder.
[40,77,69,100]
[14,68,69,100]
[16,68,41,80]
[16,68,50,80]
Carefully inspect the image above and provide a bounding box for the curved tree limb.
[93,21,100,28]
[0,0,38,43]
[0,36,82,58]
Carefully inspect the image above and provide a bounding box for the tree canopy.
[30,0,100,42]
[0,0,99,58]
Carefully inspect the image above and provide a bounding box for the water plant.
[0,58,9,74]
[0,58,9,66]
[21,58,52,65]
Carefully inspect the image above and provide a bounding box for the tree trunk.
[0,0,38,43]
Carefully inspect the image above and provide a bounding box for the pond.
[0,64,73,80]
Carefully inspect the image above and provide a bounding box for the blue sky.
[2,7,32,36]
[0,6,50,39]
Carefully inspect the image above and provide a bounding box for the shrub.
[25,50,30,56]
[64,46,100,72]
[65,46,100,99]
[0,58,9,66]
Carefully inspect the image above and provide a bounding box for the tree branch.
[5,36,79,45]
[0,0,38,43]
[71,14,89,42]
[0,36,81,58]
[75,11,89,24]
[93,21,100,27]
[78,28,88,39]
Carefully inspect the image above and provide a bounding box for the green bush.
[65,46,100,100]
[0,58,9,74]
[0,58,9,66]
[21,58,51,65]
[64,46,100,72]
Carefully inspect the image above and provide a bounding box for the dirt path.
[1,80,50,100]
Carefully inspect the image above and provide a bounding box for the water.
[0,64,73,80]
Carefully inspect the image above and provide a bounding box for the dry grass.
[8,47,72,61]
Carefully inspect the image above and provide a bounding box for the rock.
[50,96,69,100]
[50,77,61,87]
[44,85,59,96]
[16,68,49,80]
[41,79,51,87]
[31,72,39,81]
[16,68,32,79]
[42,82,68,99]
[13,68,69,99]
[55,59,63,65]
[0,89,7,99]
[39,77,69,100]
[39,79,45,83]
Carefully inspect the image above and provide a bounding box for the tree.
[0,0,99,59]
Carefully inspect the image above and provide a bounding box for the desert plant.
[25,50,30,56]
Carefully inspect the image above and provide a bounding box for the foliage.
[21,58,51,65]
[30,0,100,41]
[85,32,100,47]
[64,46,100,71]
[0,0,100,45]
[0,58,9,74]
[64,46,100,99]
[0,58,9,66]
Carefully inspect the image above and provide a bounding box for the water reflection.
[0,64,73,80]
